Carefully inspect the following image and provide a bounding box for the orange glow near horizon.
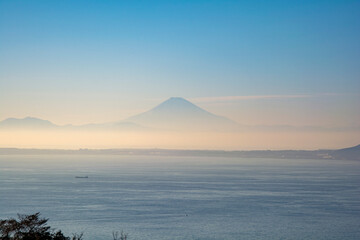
[0,130,359,150]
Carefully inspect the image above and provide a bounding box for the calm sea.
[0,155,359,239]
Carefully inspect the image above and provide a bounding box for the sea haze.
[1,155,360,240]
[2,97,359,150]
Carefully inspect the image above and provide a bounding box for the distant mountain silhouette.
[0,117,57,129]
[0,117,149,131]
[331,144,360,160]
[126,97,239,131]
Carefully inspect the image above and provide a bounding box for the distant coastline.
[0,145,359,161]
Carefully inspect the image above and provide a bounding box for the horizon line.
[0,145,356,152]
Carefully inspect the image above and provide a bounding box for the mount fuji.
[125,97,239,131]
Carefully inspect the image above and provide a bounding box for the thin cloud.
[191,94,311,103]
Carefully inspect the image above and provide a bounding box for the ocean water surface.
[0,155,359,239]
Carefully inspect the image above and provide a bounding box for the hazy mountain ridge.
[0,98,239,132]
[67,121,150,131]
[0,117,57,129]
[1,98,359,132]
[0,117,149,131]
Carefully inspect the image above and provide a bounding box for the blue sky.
[0,0,359,125]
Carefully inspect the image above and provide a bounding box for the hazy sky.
[1,0,359,127]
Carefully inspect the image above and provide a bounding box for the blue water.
[0,155,360,239]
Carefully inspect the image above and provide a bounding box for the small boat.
[75,176,88,178]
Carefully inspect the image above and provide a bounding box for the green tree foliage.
[0,213,82,240]
[1,213,128,240]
